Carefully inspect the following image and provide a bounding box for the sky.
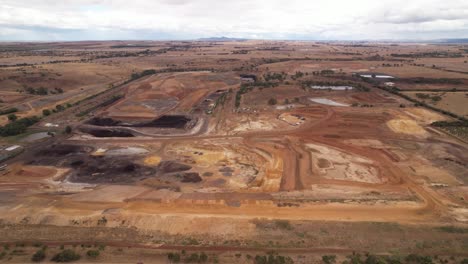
[1,0,468,41]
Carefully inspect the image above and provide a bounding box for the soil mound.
[68,157,156,184]
[181,172,202,183]
[87,117,121,126]
[158,161,192,173]
[80,127,135,137]
[37,144,90,156]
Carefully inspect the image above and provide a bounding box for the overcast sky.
[1,0,468,41]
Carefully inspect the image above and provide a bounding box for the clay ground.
[0,41,468,262]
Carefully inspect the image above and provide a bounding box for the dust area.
[306,143,381,183]
[70,185,149,203]
[405,107,447,124]
[387,119,428,136]
[164,140,263,191]
[273,184,417,203]
[144,155,161,166]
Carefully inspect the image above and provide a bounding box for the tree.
[31,249,46,262]
[323,255,336,264]
[199,252,208,262]
[42,109,51,116]
[86,250,100,258]
[65,126,72,134]
[51,249,80,262]
[55,105,65,112]
[36,87,48,95]
[168,252,181,263]
[268,98,277,105]
[7,114,17,122]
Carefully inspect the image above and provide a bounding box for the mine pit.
[88,115,193,128]
[82,127,135,137]
[139,115,193,128]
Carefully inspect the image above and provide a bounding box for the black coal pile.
[158,161,192,173]
[67,156,156,184]
[181,172,202,183]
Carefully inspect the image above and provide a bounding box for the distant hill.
[197,36,248,42]
[435,39,468,43]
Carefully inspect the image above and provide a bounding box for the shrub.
[31,249,46,262]
[254,254,293,264]
[199,252,208,262]
[55,105,65,112]
[7,114,17,121]
[274,220,293,230]
[0,107,18,115]
[167,252,181,262]
[323,255,336,264]
[65,126,72,134]
[36,87,48,95]
[405,254,433,264]
[268,98,278,105]
[42,109,51,116]
[365,254,386,264]
[0,116,40,137]
[51,249,80,262]
[86,250,100,258]
[185,253,200,263]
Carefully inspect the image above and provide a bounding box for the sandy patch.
[233,120,276,132]
[144,155,161,166]
[70,185,149,203]
[306,143,381,183]
[411,159,462,186]
[278,113,305,126]
[405,108,446,124]
[387,119,428,136]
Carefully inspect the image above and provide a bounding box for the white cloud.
[0,0,467,40]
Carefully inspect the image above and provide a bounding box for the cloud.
[0,0,467,40]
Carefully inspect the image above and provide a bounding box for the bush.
[185,253,200,263]
[0,107,18,115]
[199,252,208,262]
[51,249,81,262]
[254,254,293,264]
[405,254,433,264]
[274,220,293,230]
[365,255,386,264]
[168,252,181,262]
[7,114,17,121]
[86,250,100,258]
[55,105,65,112]
[42,109,51,116]
[268,98,278,105]
[323,255,336,264]
[32,249,46,262]
[65,126,72,134]
[0,116,40,137]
